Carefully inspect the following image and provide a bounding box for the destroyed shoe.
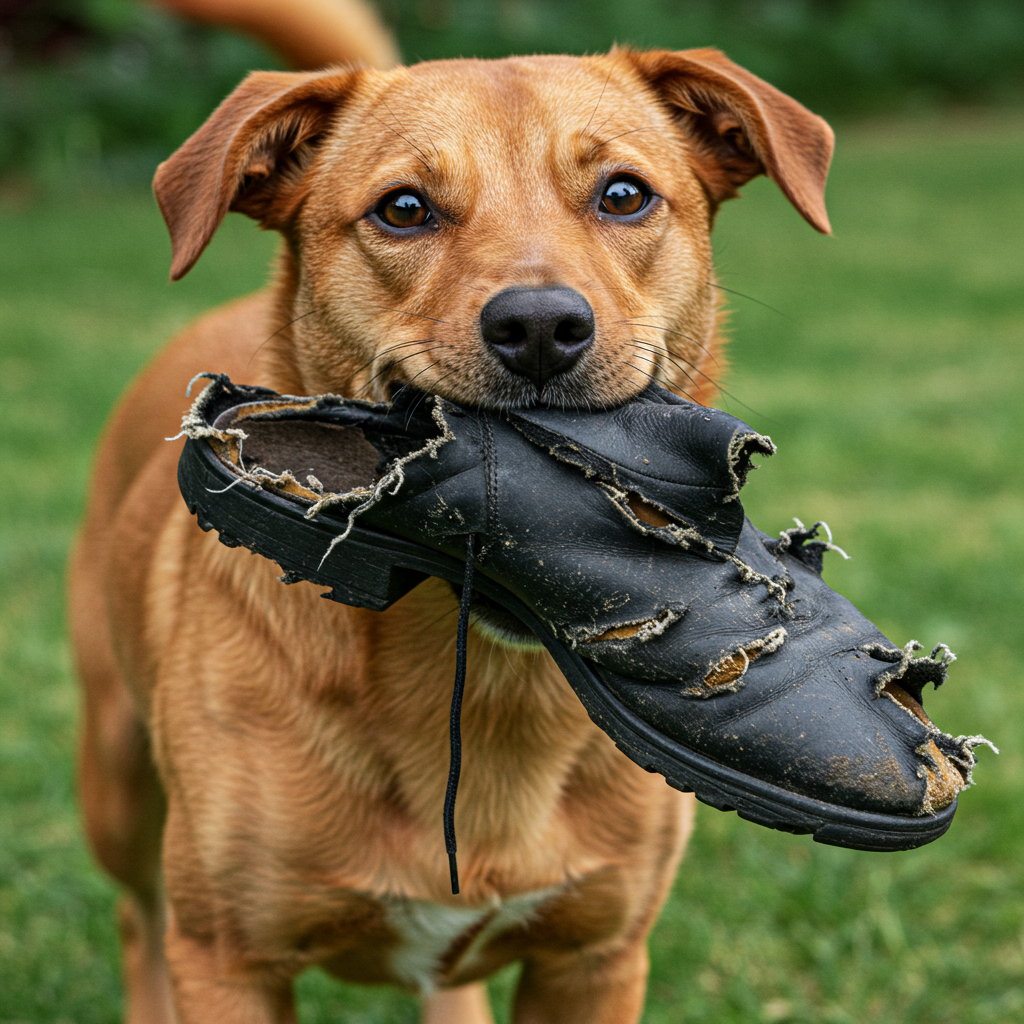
[178,374,991,853]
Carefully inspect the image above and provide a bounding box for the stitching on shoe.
[478,417,499,564]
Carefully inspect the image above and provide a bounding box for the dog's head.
[155,50,832,408]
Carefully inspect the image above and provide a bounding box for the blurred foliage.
[0,0,280,185]
[0,0,1022,185]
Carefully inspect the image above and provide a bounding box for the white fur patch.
[380,887,559,993]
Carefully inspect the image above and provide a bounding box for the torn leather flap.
[506,385,774,554]
[186,379,469,549]
[861,640,998,809]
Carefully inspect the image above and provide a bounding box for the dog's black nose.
[480,287,594,389]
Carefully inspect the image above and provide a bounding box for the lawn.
[1,113,1021,1023]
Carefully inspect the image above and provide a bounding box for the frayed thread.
[177,375,250,448]
[724,553,789,603]
[944,734,1000,788]
[724,429,776,502]
[782,517,849,560]
[773,519,850,574]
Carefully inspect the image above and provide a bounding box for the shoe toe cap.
[599,635,972,818]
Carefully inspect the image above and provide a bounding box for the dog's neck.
[200,533,615,898]
[361,578,612,885]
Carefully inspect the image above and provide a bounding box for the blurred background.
[1,2,1021,1022]
[1,0,1021,189]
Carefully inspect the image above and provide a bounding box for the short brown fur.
[71,47,832,1023]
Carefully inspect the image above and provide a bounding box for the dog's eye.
[376,190,431,229]
[601,177,650,217]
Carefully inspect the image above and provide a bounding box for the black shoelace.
[443,533,477,895]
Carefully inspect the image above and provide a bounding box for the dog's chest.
[379,887,559,992]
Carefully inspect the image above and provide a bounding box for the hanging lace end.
[443,533,477,896]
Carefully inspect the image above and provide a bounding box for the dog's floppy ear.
[154,68,361,280]
[624,48,833,234]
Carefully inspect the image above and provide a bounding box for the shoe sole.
[179,437,957,852]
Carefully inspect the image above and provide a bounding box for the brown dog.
[70,49,832,1023]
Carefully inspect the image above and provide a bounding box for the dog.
[69,46,833,1024]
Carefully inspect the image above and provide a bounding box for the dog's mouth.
[385,372,636,413]
[476,370,609,412]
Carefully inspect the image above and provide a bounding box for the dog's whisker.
[627,339,769,420]
[628,340,700,392]
[357,345,445,397]
[389,358,451,407]
[625,361,667,391]
[427,367,461,396]
[627,334,700,366]
[626,348,692,391]
[247,308,320,367]
[591,112,614,140]
[380,97,437,173]
[582,70,613,136]
[349,338,436,379]
[369,110,435,174]
[398,366,461,428]
[628,338,710,387]
[359,349,445,397]
[622,319,721,366]
[711,283,792,320]
[348,339,438,387]
[625,360,686,399]
[627,336,719,385]
[622,319,693,338]
[591,126,659,156]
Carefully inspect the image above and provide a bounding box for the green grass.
[1,114,1021,1023]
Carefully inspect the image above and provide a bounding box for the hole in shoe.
[583,608,683,645]
[625,491,675,528]
[686,628,788,697]
[880,679,933,727]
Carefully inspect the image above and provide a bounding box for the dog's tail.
[155,0,400,70]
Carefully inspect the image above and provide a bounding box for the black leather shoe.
[178,374,992,852]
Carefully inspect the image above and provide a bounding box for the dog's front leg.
[422,983,495,1024]
[512,944,649,1024]
[164,914,297,1024]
